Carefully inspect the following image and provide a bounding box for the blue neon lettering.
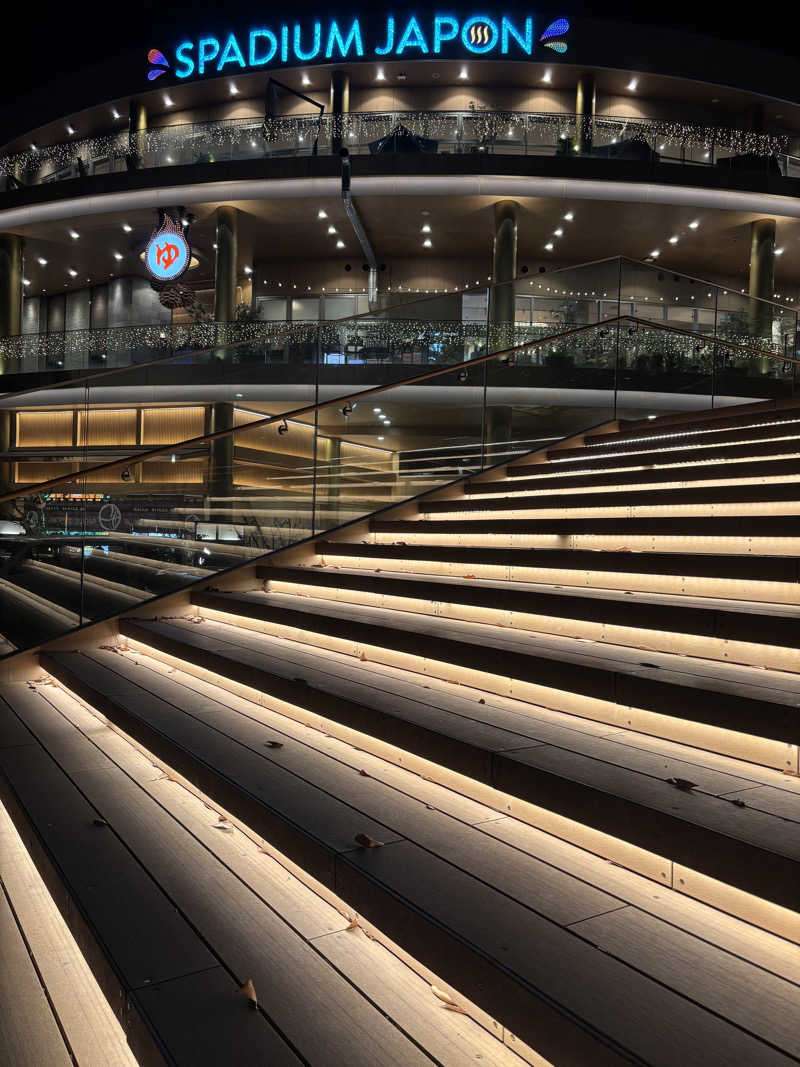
[396,16,429,54]
[461,15,498,53]
[198,37,220,74]
[501,16,533,54]
[293,22,321,60]
[325,19,364,58]
[218,33,246,70]
[433,16,459,52]
[374,15,395,55]
[249,29,277,66]
[174,41,195,78]
[281,25,289,62]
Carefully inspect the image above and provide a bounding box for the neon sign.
[150,14,569,82]
[145,214,191,282]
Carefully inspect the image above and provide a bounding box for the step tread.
[466,455,800,495]
[39,649,799,1066]
[370,515,800,535]
[261,563,800,643]
[117,613,800,911]
[197,589,800,709]
[315,541,800,584]
[0,683,448,1067]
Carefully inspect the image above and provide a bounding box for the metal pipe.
[340,148,378,309]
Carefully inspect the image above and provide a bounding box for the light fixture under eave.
[669,236,679,244]
[163,94,174,108]
[544,242,554,251]
[113,252,123,261]
[423,239,433,248]
[122,223,132,233]
[541,69,552,83]
[301,73,311,87]
[689,219,700,229]
[111,108,121,120]
[650,250,661,258]
[69,230,80,240]
[66,124,75,136]
[421,224,431,233]
[627,77,638,91]
[229,82,239,95]
[336,240,345,249]
[564,212,574,221]
[376,68,386,81]
[459,66,468,79]
[775,247,785,255]
[318,209,328,219]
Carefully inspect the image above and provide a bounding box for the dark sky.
[3,1,796,102]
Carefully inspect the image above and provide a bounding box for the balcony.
[1,110,792,197]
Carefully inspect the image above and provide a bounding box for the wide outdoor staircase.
[2,396,800,1066]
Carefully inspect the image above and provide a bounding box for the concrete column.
[128,100,147,169]
[330,72,350,154]
[748,218,776,340]
[488,201,518,342]
[0,234,23,338]
[576,74,596,154]
[214,207,238,323]
[0,410,12,495]
[209,401,234,497]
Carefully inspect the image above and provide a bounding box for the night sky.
[0,1,795,146]
[4,1,797,106]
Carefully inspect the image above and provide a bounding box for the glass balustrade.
[0,280,796,659]
[0,110,788,193]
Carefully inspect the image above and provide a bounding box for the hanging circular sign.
[145,213,191,282]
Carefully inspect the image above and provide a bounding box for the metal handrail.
[2,313,795,507]
[1,108,790,192]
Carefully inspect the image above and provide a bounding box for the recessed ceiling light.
[459,67,468,79]
[229,82,239,95]
[544,242,554,251]
[421,224,431,233]
[30,143,37,152]
[373,408,381,413]
[553,228,563,237]
[650,250,660,258]
[336,240,345,249]
[22,278,30,286]
[318,209,328,219]
[113,252,123,261]
[541,70,552,83]
[689,220,700,229]
[627,78,638,91]
[383,420,391,426]
[37,257,47,266]
[327,225,337,234]
[668,236,679,244]
[163,94,174,108]
[775,247,785,255]
[122,223,132,233]
[111,108,120,120]
[301,73,311,87]
[423,239,432,248]
[563,212,574,221]
[69,230,79,239]
[376,68,385,81]
[66,124,75,136]
[377,436,385,441]
[244,265,253,274]
[212,242,218,250]
[67,268,78,277]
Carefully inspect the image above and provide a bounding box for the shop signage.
[148,14,569,81]
[145,213,191,282]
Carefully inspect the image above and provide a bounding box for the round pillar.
[209,401,234,497]
[128,100,147,169]
[0,234,23,339]
[488,201,518,341]
[214,207,239,323]
[576,74,596,154]
[330,72,350,154]
[748,218,776,340]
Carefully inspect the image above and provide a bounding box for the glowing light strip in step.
[549,429,800,464]
[585,417,800,449]
[314,549,800,606]
[121,634,800,945]
[0,799,137,1067]
[31,676,545,1067]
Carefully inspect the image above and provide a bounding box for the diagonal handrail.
[1,253,797,408]
[2,313,794,507]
